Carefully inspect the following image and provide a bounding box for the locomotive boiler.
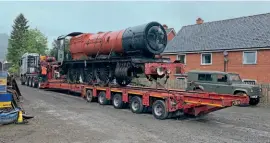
[57,21,183,86]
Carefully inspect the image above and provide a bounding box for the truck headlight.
[250,89,253,92]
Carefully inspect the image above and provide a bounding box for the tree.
[7,13,29,73]
[26,28,48,55]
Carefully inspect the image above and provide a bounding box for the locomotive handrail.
[57,32,84,40]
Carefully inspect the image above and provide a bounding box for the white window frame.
[242,51,257,65]
[201,53,212,65]
[176,54,186,65]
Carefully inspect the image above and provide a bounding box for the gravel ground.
[1,84,270,143]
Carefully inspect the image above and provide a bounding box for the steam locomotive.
[56,21,183,86]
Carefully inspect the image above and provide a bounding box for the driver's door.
[214,74,233,94]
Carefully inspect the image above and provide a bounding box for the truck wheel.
[37,81,41,89]
[86,90,94,102]
[34,81,38,88]
[26,78,30,86]
[152,100,169,120]
[31,78,34,87]
[249,97,260,106]
[98,91,109,105]
[130,96,144,114]
[112,93,124,109]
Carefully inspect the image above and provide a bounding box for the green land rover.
[186,70,261,106]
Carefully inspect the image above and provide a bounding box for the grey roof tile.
[164,13,270,53]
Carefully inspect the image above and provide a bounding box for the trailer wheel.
[152,100,168,120]
[112,93,124,109]
[98,91,109,105]
[130,96,144,113]
[86,90,94,102]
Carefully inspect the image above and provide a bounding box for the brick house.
[162,13,270,83]
[163,24,176,42]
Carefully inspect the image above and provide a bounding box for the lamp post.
[223,51,228,72]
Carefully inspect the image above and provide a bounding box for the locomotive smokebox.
[122,21,167,56]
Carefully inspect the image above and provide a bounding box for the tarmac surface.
[1,84,270,143]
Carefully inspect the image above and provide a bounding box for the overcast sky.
[1,1,270,49]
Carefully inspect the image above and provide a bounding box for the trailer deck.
[37,80,249,120]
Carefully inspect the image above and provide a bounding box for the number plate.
[250,95,258,98]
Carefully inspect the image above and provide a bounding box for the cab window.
[198,73,213,81]
[217,74,227,82]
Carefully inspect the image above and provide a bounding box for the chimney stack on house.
[163,24,168,30]
[196,18,204,24]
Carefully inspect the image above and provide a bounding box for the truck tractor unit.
[19,53,56,88]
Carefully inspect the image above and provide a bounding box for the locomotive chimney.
[163,24,168,30]
[196,18,204,24]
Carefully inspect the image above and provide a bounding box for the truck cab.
[186,70,261,106]
[19,53,41,86]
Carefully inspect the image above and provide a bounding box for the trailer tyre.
[98,91,109,105]
[152,100,168,120]
[130,96,144,114]
[112,93,124,109]
[86,90,94,102]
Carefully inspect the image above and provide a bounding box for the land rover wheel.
[249,97,260,106]
[152,100,169,120]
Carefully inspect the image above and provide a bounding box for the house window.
[201,53,212,65]
[243,51,257,64]
[176,54,186,64]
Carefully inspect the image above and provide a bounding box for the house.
[163,24,176,42]
[162,13,270,83]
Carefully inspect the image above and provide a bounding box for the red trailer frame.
[39,81,249,120]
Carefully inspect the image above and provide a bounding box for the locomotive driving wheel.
[95,65,110,86]
[68,68,78,83]
[83,68,94,85]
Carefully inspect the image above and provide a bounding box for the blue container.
[0,71,7,93]
[0,93,12,102]
[0,108,19,125]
